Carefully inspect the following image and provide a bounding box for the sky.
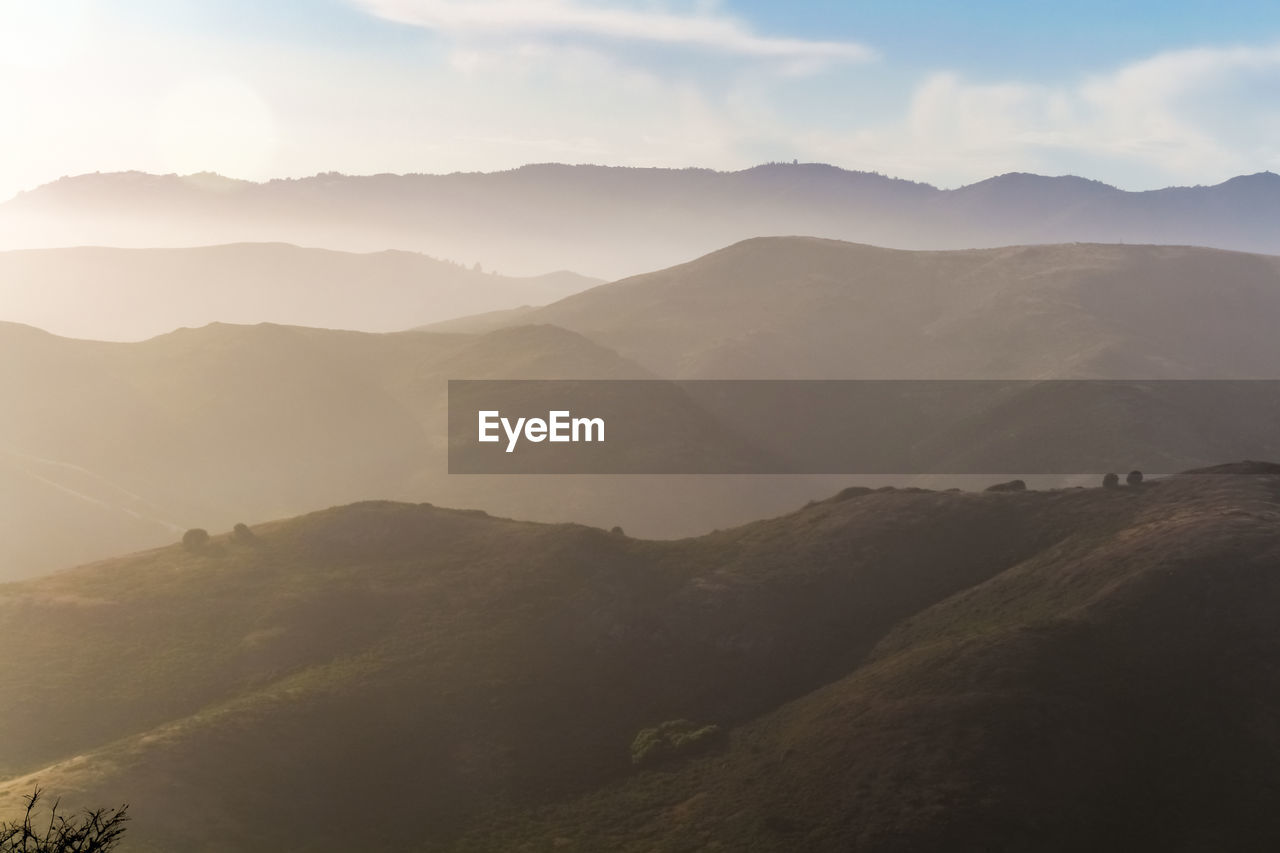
[2,0,1280,200]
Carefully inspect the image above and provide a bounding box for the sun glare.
[151,75,280,179]
[0,0,91,70]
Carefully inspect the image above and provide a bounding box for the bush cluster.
[630,719,723,767]
[1103,471,1144,488]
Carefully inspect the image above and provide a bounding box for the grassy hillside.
[0,243,601,341]
[518,238,1280,379]
[454,463,1280,852]
[1,465,1278,850]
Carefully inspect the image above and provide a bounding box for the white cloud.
[818,43,1280,188]
[349,0,875,62]
[406,43,754,168]
[399,34,1280,190]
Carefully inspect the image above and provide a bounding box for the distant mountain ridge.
[4,164,1280,278]
[0,243,602,341]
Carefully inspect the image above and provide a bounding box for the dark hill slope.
[455,465,1280,852]
[3,467,1280,850]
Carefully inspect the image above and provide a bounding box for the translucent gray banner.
[447,380,1280,474]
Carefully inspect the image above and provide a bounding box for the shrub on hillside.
[1,788,128,852]
[630,719,723,767]
[232,523,256,543]
[182,528,210,551]
[1127,470,1144,486]
[985,479,1026,492]
[1103,473,1120,489]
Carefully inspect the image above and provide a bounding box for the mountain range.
[7,237,1280,577]
[5,165,1280,279]
[3,463,1279,851]
[7,158,1280,852]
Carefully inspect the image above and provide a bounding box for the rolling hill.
[513,238,1280,379]
[0,243,600,342]
[5,165,1280,278]
[453,463,1280,853]
[2,464,1279,851]
[0,321,820,579]
[10,237,1280,576]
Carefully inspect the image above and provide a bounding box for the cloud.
[349,0,875,63]
[810,42,1280,188]
[343,12,1279,190]
[407,44,756,168]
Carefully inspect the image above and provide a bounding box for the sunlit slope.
[519,238,1280,378]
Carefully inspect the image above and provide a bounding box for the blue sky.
[3,0,1280,199]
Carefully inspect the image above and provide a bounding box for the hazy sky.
[3,0,1280,200]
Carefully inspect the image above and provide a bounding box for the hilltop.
[514,237,1280,378]
[2,465,1279,850]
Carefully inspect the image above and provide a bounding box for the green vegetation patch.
[630,719,724,767]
